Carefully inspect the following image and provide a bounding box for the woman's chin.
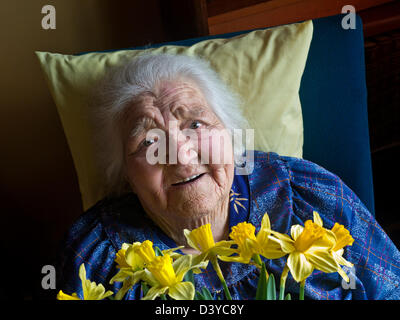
[167,176,222,216]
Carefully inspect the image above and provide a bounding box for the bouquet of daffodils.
[57,211,354,300]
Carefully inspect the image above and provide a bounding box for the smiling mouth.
[171,173,206,186]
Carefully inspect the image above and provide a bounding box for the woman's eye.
[142,138,156,147]
[189,120,202,129]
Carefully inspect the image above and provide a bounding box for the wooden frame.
[163,0,399,38]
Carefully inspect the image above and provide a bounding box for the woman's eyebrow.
[172,105,207,119]
[129,117,156,138]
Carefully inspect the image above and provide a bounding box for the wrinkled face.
[122,79,235,227]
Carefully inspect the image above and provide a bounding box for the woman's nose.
[167,127,199,165]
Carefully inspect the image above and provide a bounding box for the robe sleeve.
[282,155,400,299]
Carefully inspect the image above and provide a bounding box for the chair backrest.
[126,14,376,216]
[299,14,374,216]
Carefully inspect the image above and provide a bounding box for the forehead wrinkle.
[154,81,207,108]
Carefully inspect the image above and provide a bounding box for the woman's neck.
[146,194,230,250]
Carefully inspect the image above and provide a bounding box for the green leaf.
[195,291,205,300]
[154,247,164,257]
[266,273,276,300]
[256,262,267,300]
[201,287,214,300]
[285,293,291,300]
[184,269,195,285]
[141,282,149,297]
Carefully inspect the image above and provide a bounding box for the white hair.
[91,53,249,196]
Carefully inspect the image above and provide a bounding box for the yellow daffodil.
[219,213,286,265]
[57,291,80,300]
[312,211,355,281]
[141,254,207,300]
[271,213,340,283]
[331,222,354,266]
[184,224,235,264]
[110,240,183,299]
[184,223,235,299]
[113,242,145,275]
[132,240,183,265]
[57,264,113,300]
[110,242,147,299]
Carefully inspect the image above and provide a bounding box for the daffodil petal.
[313,229,337,250]
[192,260,209,272]
[212,246,237,257]
[260,236,288,259]
[191,251,209,267]
[313,211,323,227]
[173,255,192,281]
[85,282,106,300]
[162,246,185,260]
[337,266,350,283]
[57,290,81,300]
[125,246,145,269]
[270,231,295,253]
[100,289,114,300]
[290,225,304,241]
[184,229,201,252]
[256,229,270,247]
[142,286,168,300]
[168,282,195,300]
[218,256,251,263]
[78,264,90,299]
[260,212,271,230]
[142,269,160,287]
[306,249,339,274]
[333,250,354,267]
[215,240,235,247]
[218,254,251,264]
[109,268,134,284]
[115,277,137,300]
[287,252,314,282]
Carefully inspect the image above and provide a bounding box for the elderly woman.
[57,54,400,300]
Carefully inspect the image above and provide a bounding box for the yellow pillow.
[36,20,313,211]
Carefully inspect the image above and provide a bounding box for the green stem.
[252,254,268,280]
[299,279,306,300]
[221,280,232,301]
[211,257,232,300]
[252,254,263,267]
[279,265,289,300]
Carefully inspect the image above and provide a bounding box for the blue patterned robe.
[57,151,400,300]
